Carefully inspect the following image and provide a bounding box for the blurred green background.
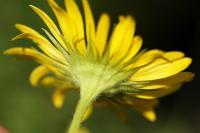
[0,0,199,133]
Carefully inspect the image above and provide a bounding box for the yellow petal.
[52,89,65,109]
[30,5,66,50]
[29,65,50,86]
[64,0,86,54]
[132,51,185,70]
[14,24,63,61]
[135,101,157,122]
[48,0,87,54]
[163,51,185,61]
[48,0,75,43]
[135,84,182,99]
[40,76,58,87]
[123,36,143,63]
[4,47,43,61]
[139,72,194,90]
[126,97,158,122]
[4,47,64,76]
[138,84,168,90]
[109,16,135,63]
[65,0,84,36]
[95,14,110,57]
[153,72,194,84]
[131,57,192,81]
[127,49,164,69]
[143,110,156,122]
[82,0,95,44]
[82,105,93,122]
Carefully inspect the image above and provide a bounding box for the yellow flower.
[4,0,194,132]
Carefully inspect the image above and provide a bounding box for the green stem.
[67,93,96,133]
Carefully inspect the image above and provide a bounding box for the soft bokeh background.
[0,0,199,133]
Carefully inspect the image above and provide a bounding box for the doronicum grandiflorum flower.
[4,0,194,132]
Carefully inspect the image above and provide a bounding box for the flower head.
[5,0,194,132]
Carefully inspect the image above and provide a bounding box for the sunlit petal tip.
[29,4,37,9]
[29,4,62,37]
[15,23,23,29]
[14,24,23,32]
[14,24,32,34]
[29,5,42,16]
[11,34,25,42]
[11,36,19,42]
[143,110,156,122]
[179,57,192,70]
[29,5,37,11]
[53,90,65,109]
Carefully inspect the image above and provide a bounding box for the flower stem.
[67,93,95,133]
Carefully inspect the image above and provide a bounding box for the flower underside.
[5,0,194,132]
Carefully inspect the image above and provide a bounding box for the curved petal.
[52,89,66,108]
[131,57,192,81]
[40,76,59,87]
[128,49,164,69]
[109,16,135,63]
[48,0,87,54]
[4,47,45,62]
[123,36,143,63]
[64,0,86,54]
[138,72,194,90]
[135,84,182,99]
[4,47,66,77]
[163,51,185,61]
[48,0,75,44]
[30,65,51,86]
[13,24,64,61]
[30,5,66,49]
[65,0,84,36]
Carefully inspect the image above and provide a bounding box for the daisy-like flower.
[5,0,194,132]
